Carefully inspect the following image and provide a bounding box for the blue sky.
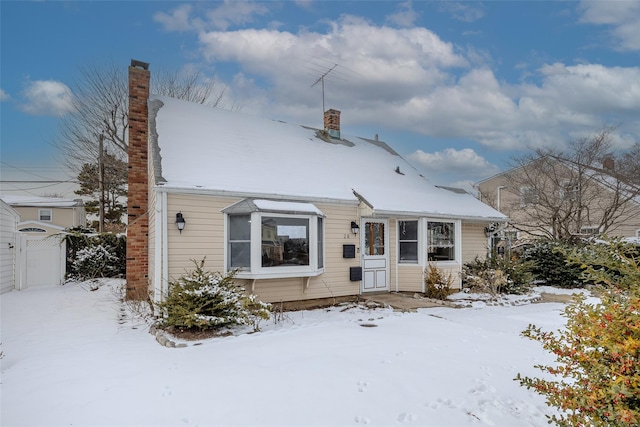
[1,0,639,197]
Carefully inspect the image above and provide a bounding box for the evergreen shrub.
[521,240,583,288]
[66,230,126,280]
[158,259,271,332]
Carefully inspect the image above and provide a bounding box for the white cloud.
[408,148,500,180]
[188,12,639,155]
[579,0,640,51]
[19,80,73,116]
[0,88,9,101]
[154,4,194,32]
[154,1,269,32]
[386,1,419,28]
[205,0,269,31]
[439,2,484,23]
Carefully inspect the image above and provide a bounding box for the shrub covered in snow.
[158,259,271,332]
[424,263,455,300]
[462,256,533,295]
[66,232,125,280]
[72,245,121,280]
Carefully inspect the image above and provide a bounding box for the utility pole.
[98,133,105,233]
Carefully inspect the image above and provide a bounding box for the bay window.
[224,199,325,278]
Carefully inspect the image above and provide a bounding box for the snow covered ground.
[1,280,583,426]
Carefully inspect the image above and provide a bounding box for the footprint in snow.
[357,380,368,392]
[397,412,417,423]
[354,415,371,424]
[426,398,457,409]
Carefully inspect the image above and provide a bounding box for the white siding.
[1,201,19,293]
[163,193,362,303]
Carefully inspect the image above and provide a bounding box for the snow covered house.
[126,60,506,302]
[0,195,86,236]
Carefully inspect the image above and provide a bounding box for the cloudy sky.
[1,0,639,196]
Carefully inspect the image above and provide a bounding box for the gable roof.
[476,157,640,206]
[150,95,506,221]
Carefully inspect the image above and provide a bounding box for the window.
[580,226,599,236]
[228,214,251,269]
[503,229,519,242]
[520,187,539,207]
[19,227,46,233]
[317,217,324,269]
[427,221,455,261]
[363,222,385,256]
[261,216,309,267]
[39,209,52,222]
[224,199,324,279]
[560,180,579,202]
[398,220,418,264]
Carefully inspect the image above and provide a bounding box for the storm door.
[361,219,389,292]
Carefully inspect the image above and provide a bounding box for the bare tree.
[54,61,231,172]
[483,128,640,240]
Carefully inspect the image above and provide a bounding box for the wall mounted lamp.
[175,212,186,233]
[351,221,360,235]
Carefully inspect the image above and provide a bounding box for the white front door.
[361,219,389,292]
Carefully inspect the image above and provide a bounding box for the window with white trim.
[580,226,599,236]
[19,227,47,233]
[427,221,456,261]
[39,209,52,222]
[503,229,518,242]
[520,187,539,207]
[224,199,325,278]
[398,220,418,264]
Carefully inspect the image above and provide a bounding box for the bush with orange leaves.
[517,238,639,426]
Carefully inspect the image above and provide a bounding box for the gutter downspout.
[162,191,169,302]
[153,189,164,305]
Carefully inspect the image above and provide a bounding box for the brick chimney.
[126,59,150,300]
[324,109,341,139]
[603,156,615,171]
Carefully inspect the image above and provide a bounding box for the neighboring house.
[127,61,506,303]
[0,195,86,235]
[476,159,640,246]
[0,195,78,292]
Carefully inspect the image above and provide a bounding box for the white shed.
[1,199,20,294]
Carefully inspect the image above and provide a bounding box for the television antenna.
[306,57,359,114]
[311,63,338,113]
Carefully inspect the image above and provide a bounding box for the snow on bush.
[158,259,271,332]
[72,244,121,280]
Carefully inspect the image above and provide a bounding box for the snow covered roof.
[0,195,83,208]
[150,96,506,221]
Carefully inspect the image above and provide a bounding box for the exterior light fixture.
[351,221,360,235]
[175,212,186,233]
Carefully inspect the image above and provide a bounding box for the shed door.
[361,219,389,292]
[21,235,66,288]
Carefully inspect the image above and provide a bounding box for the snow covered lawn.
[1,280,575,426]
